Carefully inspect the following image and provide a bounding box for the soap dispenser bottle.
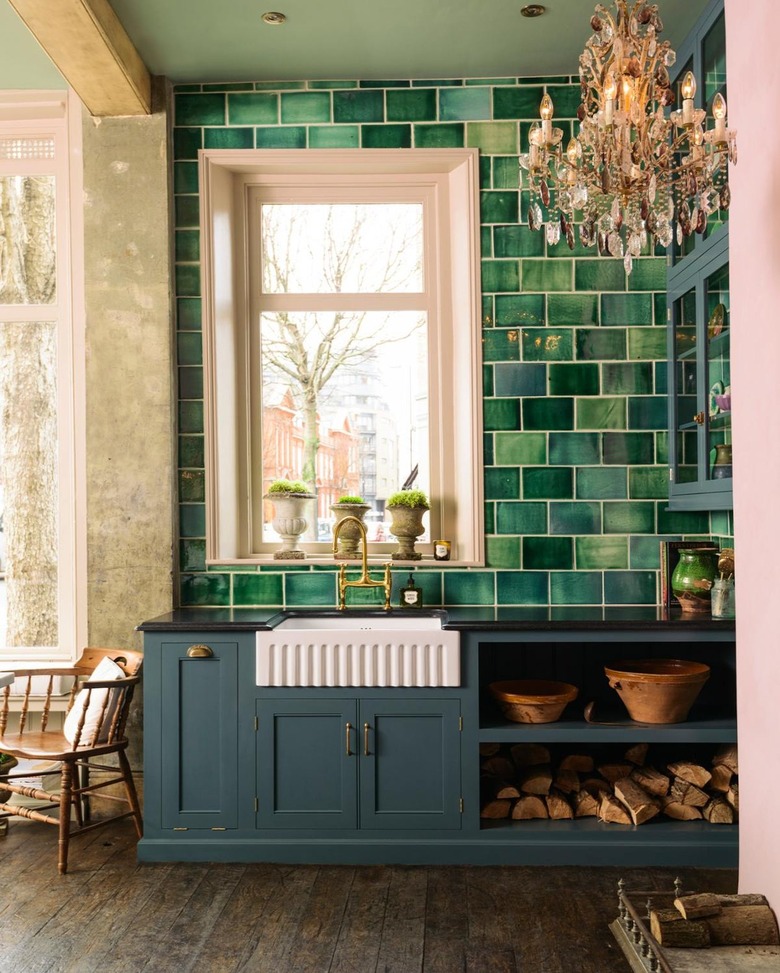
[400,572,423,608]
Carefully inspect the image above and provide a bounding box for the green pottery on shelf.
[671,548,717,614]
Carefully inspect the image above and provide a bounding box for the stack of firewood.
[650,892,780,948]
[479,742,739,825]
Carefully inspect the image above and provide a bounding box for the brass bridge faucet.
[332,516,392,610]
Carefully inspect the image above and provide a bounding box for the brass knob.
[693,411,705,425]
[186,644,214,658]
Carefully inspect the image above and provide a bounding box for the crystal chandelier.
[519,1,737,274]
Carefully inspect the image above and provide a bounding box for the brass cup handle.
[364,722,371,757]
[346,722,354,756]
[186,644,214,658]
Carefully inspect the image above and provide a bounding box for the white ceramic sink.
[256,613,460,687]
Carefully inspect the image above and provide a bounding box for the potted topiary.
[386,489,430,560]
[264,479,316,559]
[330,495,371,559]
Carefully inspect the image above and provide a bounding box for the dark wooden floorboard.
[0,817,739,973]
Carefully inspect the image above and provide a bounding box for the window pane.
[673,290,698,485]
[0,321,58,649]
[260,203,423,294]
[259,310,428,542]
[0,175,56,304]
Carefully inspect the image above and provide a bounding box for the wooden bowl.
[489,679,579,724]
[604,659,710,724]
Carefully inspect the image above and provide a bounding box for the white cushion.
[62,657,125,746]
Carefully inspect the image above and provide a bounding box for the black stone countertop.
[137,606,735,634]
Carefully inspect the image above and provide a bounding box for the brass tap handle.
[363,722,371,756]
[186,644,213,658]
[345,722,354,756]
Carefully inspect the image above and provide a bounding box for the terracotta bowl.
[604,659,710,724]
[489,679,579,724]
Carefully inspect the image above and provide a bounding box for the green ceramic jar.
[671,548,717,614]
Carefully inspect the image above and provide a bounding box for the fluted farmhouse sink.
[256,612,460,688]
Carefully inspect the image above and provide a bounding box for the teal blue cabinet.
[256,696,462,831]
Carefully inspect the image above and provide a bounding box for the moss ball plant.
[386,489,430,509]
[266,479,313,496]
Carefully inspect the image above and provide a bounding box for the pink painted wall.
[725,0,780,902]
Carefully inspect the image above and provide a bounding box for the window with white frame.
[0,91,85,662]
[200,149,484,564]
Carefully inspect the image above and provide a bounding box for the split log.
[510,743,551,767]
[712,745,738,774]
[630,765,670,798]
[662,800,702,821]
[709,763,733,793]
[481,777,520,801]
[598,762,633,783]
[574,790,599,818]
[703,797,734,824]
[480,798,513,819]
[553,769,580,795]
[727,783,739,814]
[707,906,780,946]
[511,795,548,820]
[613,777,660,825]
[667,760,712,788]
[481,756,515,780]
[558,754,594,773]
[650,909,711,948]
[479,742,501,757]
[598,794,632,825]
[581,777,612,797]
[670,777,709,807]
[624,743,649,766]
[519,765,552,796]
[673,893,768,921]
[545,790,574,820]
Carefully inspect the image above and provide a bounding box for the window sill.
[205,556,484,569]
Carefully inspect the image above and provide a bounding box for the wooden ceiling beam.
[7,0,152,116]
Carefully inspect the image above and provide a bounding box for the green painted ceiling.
[1,0,709,89]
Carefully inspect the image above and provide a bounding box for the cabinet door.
[359,698,461,830]
[256,698,358,829]
[160,640,239,830]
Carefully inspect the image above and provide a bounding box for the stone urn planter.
[331,499,371,559]
[386,489,429,561]
[265,480,316,560]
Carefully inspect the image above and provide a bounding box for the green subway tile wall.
[172,76,724,609]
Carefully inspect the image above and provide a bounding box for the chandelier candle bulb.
[540,93,554,142]
[712,93,728,143]
[681,71,696,126]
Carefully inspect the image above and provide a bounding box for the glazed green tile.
[494,432,547,466]
[255,81,306,91]
[481,226,493,257]
[654,293,668,326]
[602,362,653,395]
[522,467,573,500]
[550,501,601,535]
[175,264,200,297]
[484,398,520,430]
[174,84,202,92]
[333,90,384,123]
[482,328,520,362]
[496,571,549,605]
[227,92,278,124]
[180,503,206,537]
[484,501,495,534]
[412,571,443,608]
[481,260,520,293]
[173,127,203,161]
[177,332,202,367]
[522,259,573,292]
[710,510,731,536]
[629,536,664,570]
[522,329,572,362]
[178,399,203,434]
[466,122,518,155]
[413,79,462,87]
[309,80,359,90]
[483,363,495,397]
[176,93,225,126]
[628,327,667,361]
[466,77,516,86]
[180,538,206,573]
[413,123,464,148]
[543,85,582,118]
[628,396,668,430]
[485,468,520,500]
[361,124,412,148]
[443,571,495,606]
[439,87,491,121]
[308,125,359,148]
[174,162,199,194]
[576,536,629,570]
[576,467,627,500]
[178,298,201,331]
[203,83,252,92]
[492,157,520,190]
[180,573,231,606]
[603,501,655,534]
[602,293,654,327]
[175,195,199,228]
[359,79,409,88]
[548,362,598,395]
[602,432,654,465]
[481,191,519,224]
[522,396,574,430]
[486,536,521,569]
[496,501,547,535]
[179,366,203,400]
[550,571,603,605]
[522,536,574,570]
[179,469,205,503]
[576,328,626,361]
[628,257,667,291]
[575,397,626,430]
[204,127,254,149]
[494,225,544,258]
[654,361,668,395]
[175,230,200,263]
[604,571,657,605]
[655,430,669,465]
[255,126,306,149]
[285,571,336,606]
[547,294,599,327]
[574,259,625,293]
[482,295,494,327]
[179,434,204,469]
[479,155,492,188]
[494,363,546,397]
[495,294,544,327]
[233,573,284,606]
[280,92,331,124]
[546,233,592,259]
[493,85,544,119]
[548,432,600,466]
[386,88,436,121]
[656,506,711,535]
